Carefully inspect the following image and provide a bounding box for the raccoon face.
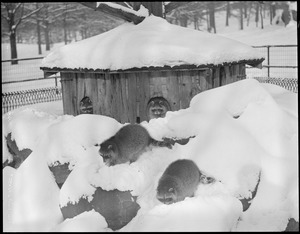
[149,101,168,118]
[99,143,116,166]
[147,97,171,120]
[156,186,178,205]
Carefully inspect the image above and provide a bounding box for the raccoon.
[99,124,172,166]
[146,97,171,120]
[156,159,215,205]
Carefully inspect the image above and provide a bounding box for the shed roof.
[41,15,264,72]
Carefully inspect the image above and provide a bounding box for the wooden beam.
[80,2,97,9]
[164,2,190,14]
[80,2,145,24]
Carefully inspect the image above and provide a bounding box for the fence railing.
[253,45,297,77]
[2,56,61,93]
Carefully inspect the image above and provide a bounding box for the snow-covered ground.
[3,78,298,232]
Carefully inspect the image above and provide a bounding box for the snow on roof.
[41,15,264,71]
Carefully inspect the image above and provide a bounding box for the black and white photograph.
[2,1,298,232]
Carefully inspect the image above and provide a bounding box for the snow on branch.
[96,2,148,24]
[81,2,148,24]
[96,2,148,17]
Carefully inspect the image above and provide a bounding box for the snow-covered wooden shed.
[41,16,264,123]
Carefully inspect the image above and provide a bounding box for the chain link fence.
[2,56,62,114]
[1,45,298,115]
[250,77,298,93]
[2,87,62,114]
[246,45,297,79]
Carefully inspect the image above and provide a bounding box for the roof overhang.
[41,58,265,78]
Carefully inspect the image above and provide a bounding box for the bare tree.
[260,2,264,29]
[247,2,253,26]
[255,2,260,27]
[226,1,230,26]
[1,3,43,64]
[240,2,244,30]
[207,2,216,33]
[244,1,248,18]
[36,3,42,54]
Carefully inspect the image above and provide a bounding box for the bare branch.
[2,32,10,37]
[1,12,9,23]
[123,2,133,9]
[80,2,97,10]
[15,3,25,28]
[12,3,22,14]
[15,6,44,28]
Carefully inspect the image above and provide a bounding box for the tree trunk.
[208,2,216,33]
[36,4,42,55]
[7,7,18,64]
[206,8,210,32]
[226,1,230,26]
[194,14,198,30]
[269,3,272,24]
[37,19,42,54]
[44,22,50,51]
[17,34,22,43]
[240,2,244,30]
[64,20,68,45]
[255,3,259,27]
[260,4,264,29]
[10,31,18,65]
[244,2,247,18]
[180,15,188,27]
[63,3,68,44]
[247,2,252,26]
[270,2,276,24]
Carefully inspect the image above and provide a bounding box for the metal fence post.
[267,46,270,78]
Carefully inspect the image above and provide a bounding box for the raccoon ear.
[108,144,113,150]
[150,101,155,105]
[200,174,206,182]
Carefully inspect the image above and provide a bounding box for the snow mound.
[52,210,109,232]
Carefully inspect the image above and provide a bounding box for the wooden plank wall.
[60,64,246,123]
[212,64,246,88]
